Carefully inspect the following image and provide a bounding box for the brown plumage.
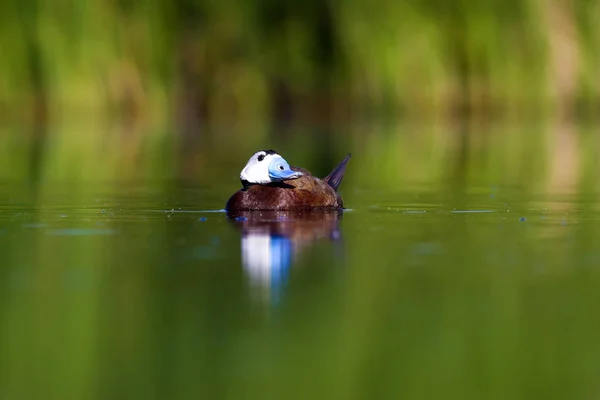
[226,154,351,211]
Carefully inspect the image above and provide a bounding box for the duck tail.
[324,153,352,191]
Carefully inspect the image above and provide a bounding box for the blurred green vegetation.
[2,118,600,205]
[3,2,600,396]
[2,0,600,125]
[4,3,600,397]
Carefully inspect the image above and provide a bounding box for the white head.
[240,150,303,185]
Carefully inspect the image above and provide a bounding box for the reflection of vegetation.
[1,0,599,123]
[1,118,597,209]
[3,179,600,399]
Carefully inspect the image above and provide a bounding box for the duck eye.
[257,154,265,162]
[279,165,284,170]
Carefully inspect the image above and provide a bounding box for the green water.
[2,122,600,399]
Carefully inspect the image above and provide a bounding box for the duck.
[225,150,351,211]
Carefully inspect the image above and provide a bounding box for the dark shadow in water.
[25,16,48,188]
[227,210,343,304]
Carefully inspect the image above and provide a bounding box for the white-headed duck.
[226,150,351,211]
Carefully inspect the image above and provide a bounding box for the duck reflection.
[227,210,343,304]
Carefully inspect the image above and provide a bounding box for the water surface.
[2,122,600,399]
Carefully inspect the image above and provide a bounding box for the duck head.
[240,150,303,187]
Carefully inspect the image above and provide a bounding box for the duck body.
[226,151,351,212]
